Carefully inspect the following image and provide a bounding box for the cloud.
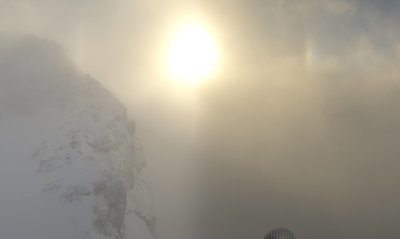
[197,1,400,239]
[1,1,400,239]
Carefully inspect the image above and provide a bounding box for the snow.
[0,36,155,239]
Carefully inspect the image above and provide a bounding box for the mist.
[198,1,400,239]
[1,1,400,239]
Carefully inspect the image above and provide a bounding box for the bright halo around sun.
[166,21,218,83]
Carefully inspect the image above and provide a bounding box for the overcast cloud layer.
[1,1,400,239]
[199,1,400,239]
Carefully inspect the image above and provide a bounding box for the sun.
[166,21,218,82]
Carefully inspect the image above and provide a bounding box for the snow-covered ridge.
[0,36,155,239]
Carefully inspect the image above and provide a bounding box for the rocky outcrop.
[0,36,154,239]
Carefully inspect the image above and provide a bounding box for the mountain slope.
[0,36,155,239]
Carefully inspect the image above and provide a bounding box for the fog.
[1,1,400,239]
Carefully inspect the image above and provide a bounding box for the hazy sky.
[197,2,400,239]
[1,1,400,239]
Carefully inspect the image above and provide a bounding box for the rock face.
[0,36,155,239]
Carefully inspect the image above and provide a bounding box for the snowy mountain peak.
[0,36,155,239]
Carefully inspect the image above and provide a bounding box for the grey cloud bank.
[199,1,400,239]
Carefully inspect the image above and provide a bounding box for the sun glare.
[166,21,218,83]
